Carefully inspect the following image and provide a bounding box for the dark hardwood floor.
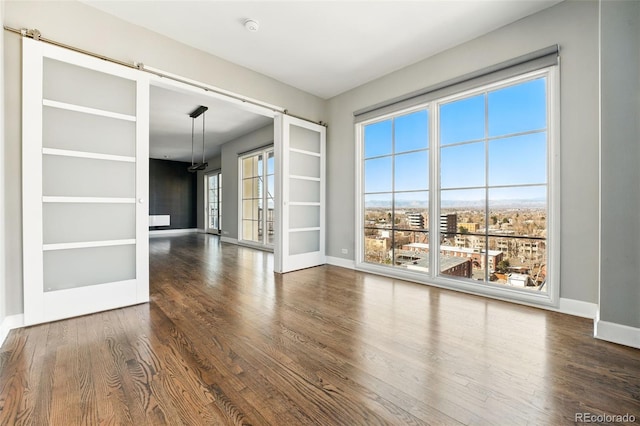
[1,233,639,425]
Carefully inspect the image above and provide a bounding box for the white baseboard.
[220,236,238,244]
[326,256,356,270]
[0,314,25,348]
[556,298,598,319]
[595,320,640,349]
[149,228,198,237]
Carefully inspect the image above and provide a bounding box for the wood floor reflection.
[1,233,639,424]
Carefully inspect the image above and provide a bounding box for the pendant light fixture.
[188,105,209,172]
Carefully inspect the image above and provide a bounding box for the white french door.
[206,171,222,234]
[22,38,149,325]
[274,115,326,273]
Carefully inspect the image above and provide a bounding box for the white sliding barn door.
[22,38,149,325]
[274,115,326,273]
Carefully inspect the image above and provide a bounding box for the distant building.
[508,273,535,287]
[440,214,457,238]
[401,242,504,272]
[407,212,425,229]
[393,248,472,278]
[457,222,478,233]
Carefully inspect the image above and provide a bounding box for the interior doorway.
[205,171,222,235]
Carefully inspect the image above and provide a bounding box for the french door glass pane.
[43,245,136,292]
[289,230,320,255]
[43,203,135,244]
[241,150,273,245]
[290,151,319,177]
[43,58,136,115]
[290,125,321,153]
[43,107,136,156]
[290,179,320,203]
[290,205,320,229]
[43,156,135,198]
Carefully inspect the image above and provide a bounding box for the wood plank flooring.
[1,233,639,425]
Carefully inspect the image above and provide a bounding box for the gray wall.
[149,159,197,230]
[326,0,600,304]
[2,1,325,316]
[196,155,222,230]
[219,125,274,241]
[599,1,640,328]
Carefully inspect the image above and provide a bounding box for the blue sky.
[364,77,547,207]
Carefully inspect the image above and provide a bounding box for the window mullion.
[429,103,439,278]
[484,91,490,283]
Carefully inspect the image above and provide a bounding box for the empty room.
[1,0,639,424]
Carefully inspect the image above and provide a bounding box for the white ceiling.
[149,86,271,162]
[82,0,562,162]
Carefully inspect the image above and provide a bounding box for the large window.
[240,148,274,247]
[358,68,556,303]
[363,110,430,268]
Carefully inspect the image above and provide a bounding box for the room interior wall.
[599,0,640,331]
[2,0,325,316]
[325,0,600,306]
[196,155,222,231]
[149,159,197,230]
[220,125,274,242]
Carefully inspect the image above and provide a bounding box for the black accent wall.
[149,159,197,229]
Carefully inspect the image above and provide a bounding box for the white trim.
[0,314,25,348]
[289,227,321,233]
[326,256,356,270]
[43,99,136,121]
[43,239,136,251]
[40,280,140,325]
[43,196,136,204]
[556,298,598,319]
[237,240,274,252]
[42,148,135,163]
[290,175,321,182]
[290,148,321,157]
[289,201,321,206]
[149,228,199,236]
[220,236,239,244]
[595,320,640,349]
[357,262,556,308]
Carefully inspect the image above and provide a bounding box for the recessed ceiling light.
[244,19,259,32]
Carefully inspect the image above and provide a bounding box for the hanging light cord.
[202,111,206,165]
[191,117,195,167]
